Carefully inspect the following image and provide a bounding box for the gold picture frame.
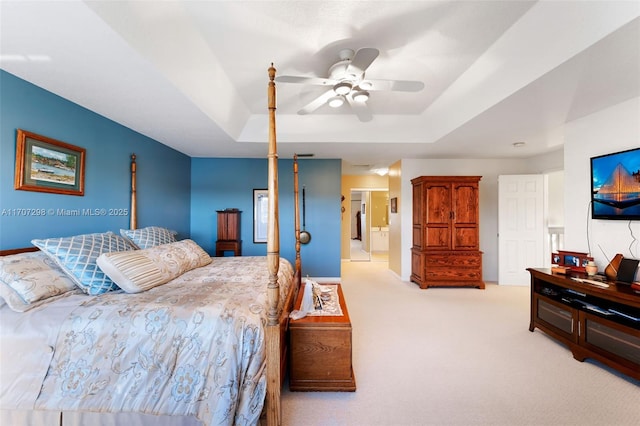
[14,129,85,196]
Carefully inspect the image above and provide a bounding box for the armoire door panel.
[425,226,450,249]
[412,226,423,249]
[453,185,478,224]
[453,227,479,250]
[412,183,423,225]
[425,185,451,224]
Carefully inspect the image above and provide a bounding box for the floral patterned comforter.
[34,256,294,426]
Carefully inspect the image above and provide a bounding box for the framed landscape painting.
[14,129,85,196]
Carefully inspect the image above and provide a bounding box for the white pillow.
[0,251,77,304]
[32,232,135,295]
[0,281,81,313]
[120,226,178,249]
[97,239,212,293]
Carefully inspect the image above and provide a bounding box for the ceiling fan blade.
[346,48,379,77]
[365,79,425,92]
[276,75,336,86]
[346,94,373,123]
[298,89,336,115]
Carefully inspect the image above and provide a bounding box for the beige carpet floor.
[281,261,639,426]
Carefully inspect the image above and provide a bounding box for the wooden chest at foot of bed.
[288,284,356,391]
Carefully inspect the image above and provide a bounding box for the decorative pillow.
[32,232,135,295]
[120,226,178,249]
[0,281,81,313]
[97,239,211,293]
[0,251,77,304]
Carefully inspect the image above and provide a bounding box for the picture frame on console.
[551,250,593,273]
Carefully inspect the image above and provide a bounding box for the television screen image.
[591,147,640,220]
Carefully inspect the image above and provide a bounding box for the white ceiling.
[1,1,639,174]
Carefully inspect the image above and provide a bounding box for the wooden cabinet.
[528,268,640,380]
[215,210,241,256]
[289,284,356,391]
[411,176,483,289]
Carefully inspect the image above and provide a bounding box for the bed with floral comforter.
[1,251,294,426]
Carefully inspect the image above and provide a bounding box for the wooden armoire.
[410,176,484,289]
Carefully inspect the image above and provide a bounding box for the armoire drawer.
[425,253,482,267]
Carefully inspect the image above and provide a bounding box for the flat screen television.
[591,147,640,220]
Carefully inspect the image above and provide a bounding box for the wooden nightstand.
[289,283,356,391]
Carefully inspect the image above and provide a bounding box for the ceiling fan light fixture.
[328,95,345,108]
[333,81,352,95]
[353,90,369,102]
[359,81,373,90]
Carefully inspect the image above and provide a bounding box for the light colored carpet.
[281,261,639,426]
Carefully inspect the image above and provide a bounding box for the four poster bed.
[0,66,296,425]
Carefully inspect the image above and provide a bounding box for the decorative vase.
[585,261,597,276]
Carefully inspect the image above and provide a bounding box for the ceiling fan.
[275,48,424,122]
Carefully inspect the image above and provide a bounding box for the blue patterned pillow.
[32,232,135,295]
[120,226,178,249]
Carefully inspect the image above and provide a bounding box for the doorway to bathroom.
[350,189,389,262]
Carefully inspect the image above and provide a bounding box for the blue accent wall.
[0,70,191,249]
[191,158,341,277]
[1,71,341,278]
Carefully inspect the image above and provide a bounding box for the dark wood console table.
[528,268,639,380]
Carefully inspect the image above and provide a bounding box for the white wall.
[547,170,565,227]
[388,161,402,276]
[564,97,640,273]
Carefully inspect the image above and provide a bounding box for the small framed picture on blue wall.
[253,188,268,243]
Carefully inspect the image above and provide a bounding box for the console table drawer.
[582,315,640,365]
[536,297,574,337]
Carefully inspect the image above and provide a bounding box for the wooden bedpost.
[130,153,137,230]
[293,155,301,284]
[265,63,281,426]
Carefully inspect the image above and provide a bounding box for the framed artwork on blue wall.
[14,129,85,196]
[253,189,268,243]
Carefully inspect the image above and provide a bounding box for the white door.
[498,175,546,286]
